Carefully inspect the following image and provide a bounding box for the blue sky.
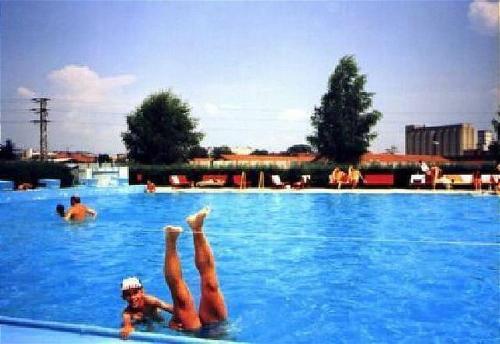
[1,0,498,154]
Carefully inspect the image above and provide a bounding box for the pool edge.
[0,315,239,343]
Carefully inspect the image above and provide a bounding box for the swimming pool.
[0,188,498,342]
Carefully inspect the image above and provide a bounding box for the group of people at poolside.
[329,166,363,189]
[419,160,500,193]
[56,198,227,340]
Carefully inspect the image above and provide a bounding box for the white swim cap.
[121,277,143,291]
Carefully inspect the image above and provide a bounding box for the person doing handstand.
[120,207,227,339]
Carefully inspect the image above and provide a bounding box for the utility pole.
[30,97,50,161]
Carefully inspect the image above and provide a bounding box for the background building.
[405,123,475,157]
[477,130,493,151]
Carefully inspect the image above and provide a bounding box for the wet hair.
[56,204,65,217]
[70,195,81,205]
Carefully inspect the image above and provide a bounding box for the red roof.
[191,153,467,165]
[360,153,450,164]
[220,154,316,162]
[54,151,97,163]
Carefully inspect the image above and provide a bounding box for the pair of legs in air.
[164,207,227,331]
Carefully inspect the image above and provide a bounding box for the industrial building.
[405,123,476,157]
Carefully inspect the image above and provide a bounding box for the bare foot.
[164,225,183,240]
[186,207,210,231]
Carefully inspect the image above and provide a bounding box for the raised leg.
[186,208,228,325]
[164,226,201,331]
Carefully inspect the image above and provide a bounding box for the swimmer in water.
[64,195,97,222]
[120,207,227,339]
[120,277,174,339]
[56,204,65,217]
[145,180,156,193]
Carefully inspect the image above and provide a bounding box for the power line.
[30,98,50,161]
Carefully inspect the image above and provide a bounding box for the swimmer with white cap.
[120,276,174,339]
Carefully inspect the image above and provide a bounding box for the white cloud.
[47,65,136,103]
[279,108,309,121]
[204,103,220,115]
[468,0,499,35]
[17,87,35,98]
[38,65,137,153]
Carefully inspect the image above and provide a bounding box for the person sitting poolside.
[120,207,228,339]
[347,166,363,189]
[330,167,346,189]
[64,195,97,222]
[419,160,430,175]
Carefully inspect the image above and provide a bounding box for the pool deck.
[0,316,236,344]
[151,186,497,195]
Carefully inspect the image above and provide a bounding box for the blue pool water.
[0,188,498,343]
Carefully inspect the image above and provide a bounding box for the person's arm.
[63,209,73,222]
[146,295,174,314]
[86,207,97,217]
[120,311,134,339]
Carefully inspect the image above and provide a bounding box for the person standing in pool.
[64,195,97,221]
[120,207,227,339]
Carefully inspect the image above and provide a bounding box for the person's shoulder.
[143,293,158,303]
[143,293,164,306]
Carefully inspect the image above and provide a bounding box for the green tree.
[251,149,269,155]
[286,144,312,155]
[97,154,112,164]
[122,90,203,164]
[307,55,382,163]
[188,146,209,159]
[0,139,16,160]
[211,146,232,159]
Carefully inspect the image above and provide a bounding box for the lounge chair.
[362,173,394,187]
[196,175,228,188]
[169,175,191,188]
[271,175,286,188]
[409,174,429,188]
[293,175,311,189]
[441,174,473,188]
[233,174,251,188]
